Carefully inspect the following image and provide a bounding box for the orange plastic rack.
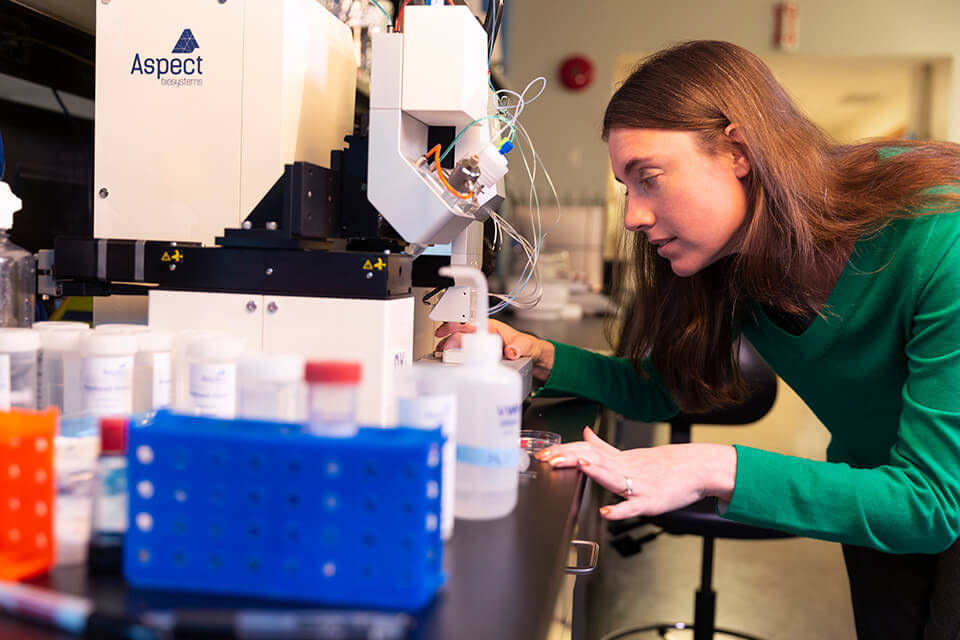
[0,409,58,581]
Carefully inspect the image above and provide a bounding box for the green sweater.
[541,211,960,554]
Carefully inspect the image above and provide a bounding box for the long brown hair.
[604,41,960,412]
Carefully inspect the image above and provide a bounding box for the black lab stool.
[604,339,787,640]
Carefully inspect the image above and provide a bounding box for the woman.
[437,41,960,638]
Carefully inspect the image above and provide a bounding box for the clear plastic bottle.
[0,328,39,409]
[439,266,522,521]
[305,361,362,437]
[0,182,35,328]
[237,353,305,422]
[88,416,128,574]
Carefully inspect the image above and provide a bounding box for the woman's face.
[608,127,751,277]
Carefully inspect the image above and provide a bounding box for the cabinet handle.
[565,539,599,575]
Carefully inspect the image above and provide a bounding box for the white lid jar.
[78,332,137,418]
[185,335,245,419]
[236,353,305,422]
[0,328,40,409]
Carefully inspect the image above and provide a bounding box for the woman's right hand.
[435,318,556,382]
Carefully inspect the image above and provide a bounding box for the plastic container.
[54,417,100,566]
[397,364,458,540]
[78,332,137,418]
[185,335,245,419]
[171,330,223,411]
[519,430,561,477]
[37,325,89,413]
[439,266,522,521]
[0,328,39,409]
[236,353,305,422]
[305,361,362,437]
[0,182,35,328]
[133,330,173,413]
[88,416,129,574]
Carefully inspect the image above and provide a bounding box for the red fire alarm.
[773,2,798,51]
[559,55,594,91]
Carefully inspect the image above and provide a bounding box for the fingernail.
[599,507,611,517]
[505,347,517,359]
[548,455,566,466]
[535,449,551,460]
[578,458,590,467]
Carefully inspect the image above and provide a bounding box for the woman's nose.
[624,198,655,232]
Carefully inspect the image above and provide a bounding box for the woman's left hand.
[535,427,738,520]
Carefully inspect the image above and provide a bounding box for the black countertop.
[0,397,600,640]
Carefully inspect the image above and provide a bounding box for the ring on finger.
[621,475,633,497]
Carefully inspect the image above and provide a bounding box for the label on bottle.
[456,444,518,468]
[152,352,172,409]
[455,401,521,468]
[189,362,236,418]
[93,460,128,534]
[0,354,10,411]
[82,355,134,416]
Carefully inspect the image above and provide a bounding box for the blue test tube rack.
[124,410,445,611]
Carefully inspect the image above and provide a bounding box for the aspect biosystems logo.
[130,29,204,87]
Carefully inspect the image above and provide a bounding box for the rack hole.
[322,562,336,577]
[137,480,154,499]
[174,489,188,503]
[287,458,301,473]
[364,461,379,477]
[34,501,48,517]
[325,460,341,477]
[287,525,301,543]
[136,445,154,465]
[173,518,188,534]
[210,553,223,568]
[287,491,300,507]
[138,548,151,564]
[136,512,153,532]
[173,550,187,566]
[248,454,263,471]
[34,438,48,453]
[248,523,261,538]
[248,488,263,505]
[427,481,439,499]
[247,557,261,573]
[324,494,339,511]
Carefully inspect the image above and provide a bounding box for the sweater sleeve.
[724,231,960,554]
[537,341,680,423]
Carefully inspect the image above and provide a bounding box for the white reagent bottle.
[439,265,522,520]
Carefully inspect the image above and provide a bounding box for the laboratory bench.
[0,395,603,640]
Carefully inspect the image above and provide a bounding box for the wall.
[505,0,960,201]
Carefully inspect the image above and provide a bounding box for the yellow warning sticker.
[373,258,386,271]
[362,259,374,270]
[161,250,183,263]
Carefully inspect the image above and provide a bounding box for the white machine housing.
[94,0,356,244]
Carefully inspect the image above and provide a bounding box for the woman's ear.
[724,124,751,179]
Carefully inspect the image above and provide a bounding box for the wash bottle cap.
[38,327,88,352]
[438,265,502,365]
